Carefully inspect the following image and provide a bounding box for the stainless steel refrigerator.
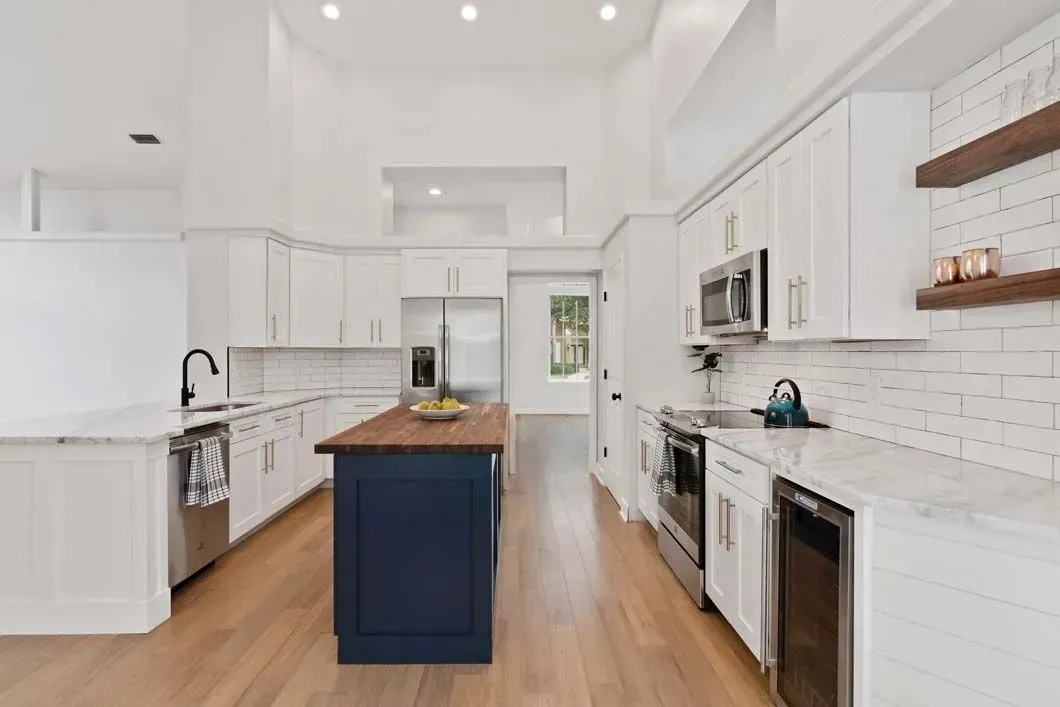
[401,299,504,405]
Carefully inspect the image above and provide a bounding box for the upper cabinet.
[699,162,768,275]
[230,237,290,347]
[401,249,507,298]
[678,213,713,346]
[768,95,930,342]
[290,249,345,348]
[345,254,402,348]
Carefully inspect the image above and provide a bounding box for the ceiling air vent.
[129,134,161,145]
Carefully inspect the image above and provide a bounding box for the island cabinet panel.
[333,452,499,664]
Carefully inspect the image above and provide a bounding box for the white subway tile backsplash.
[230,347,401,396]
[931,311,961,331]
[932,50,1000,107]
[876,370,926,391]
[931,191,999,230]
[896,427,962,458]
[962,395,1053,427]
[959,198,1053,242]
[1001,249,1052,276]
[1000,11,1060,66]
[960,301,1053,329]
[1003,423,1060,456]
[1003,326,1060,351]
[930,97,1001,149]
[1003,375,1060,403]
[961,351,1053,376]
[930,96,962,130]
[926,412,1002,444]
[1002,221,1060,256]
[962,439,1053,480]
[847,418,896,443]
[1001,169,1060,210]
[960,154,1054,200]
[925,329,1001,352]
[894,352,961,372]
[880,388,961,415]
[925,372,1001,398]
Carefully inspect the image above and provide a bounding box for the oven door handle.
[666,435,700,457]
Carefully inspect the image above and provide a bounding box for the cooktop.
[654,406,830,438]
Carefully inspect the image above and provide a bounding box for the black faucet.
[181,349,220,407]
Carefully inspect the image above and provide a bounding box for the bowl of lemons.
[410,397,469,420]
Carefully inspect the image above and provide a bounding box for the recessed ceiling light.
[461,4,478,21]
[429,187,443,197]
[600,2,617,21]
[320,2,340,20]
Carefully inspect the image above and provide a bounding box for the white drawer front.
[704,440,768,505]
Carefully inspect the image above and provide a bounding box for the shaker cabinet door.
[728,486,765,661]
[230,436,266,543]
[290,249,345,348]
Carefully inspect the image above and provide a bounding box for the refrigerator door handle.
[438,324,446,399]
[444,324,452,399]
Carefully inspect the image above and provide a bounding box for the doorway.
[599,254,625,511]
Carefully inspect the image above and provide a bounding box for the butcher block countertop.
[315,403,509,455]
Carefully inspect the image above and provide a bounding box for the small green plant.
[689,346,722,393]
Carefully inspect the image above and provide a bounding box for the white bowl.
[409,404,470,420]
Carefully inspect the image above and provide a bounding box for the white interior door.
[602,255,625,510]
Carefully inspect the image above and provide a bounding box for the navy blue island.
[315,403,507,665]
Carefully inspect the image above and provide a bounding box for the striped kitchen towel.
[650,430,676,495]
[185,436,230,507]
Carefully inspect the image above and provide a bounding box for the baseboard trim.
[0,589,171,635]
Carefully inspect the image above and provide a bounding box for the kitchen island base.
[333,451,501,665]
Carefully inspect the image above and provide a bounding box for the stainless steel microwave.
[699,249,768,337]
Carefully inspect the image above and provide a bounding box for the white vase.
[701,391,716,404]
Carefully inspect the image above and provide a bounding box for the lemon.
[428,401,442,411]
[416,401,430,411]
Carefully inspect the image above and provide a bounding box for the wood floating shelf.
[916,101,1060,188]
[916,268,1060,310]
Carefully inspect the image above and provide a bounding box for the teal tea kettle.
[764,379,810,428]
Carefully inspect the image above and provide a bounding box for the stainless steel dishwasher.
[168,423,231,587]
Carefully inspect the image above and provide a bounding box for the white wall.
[291,52,607,238]
[0,189,182,232]
[603,48,653,229]
[719,11,1060,482]
[0,238,186,423]
[395,206,508,238]
[509,277,592,415]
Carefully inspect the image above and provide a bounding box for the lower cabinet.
[704,449,767,662]
[229,434,267,543]
[295,402,325,496]
[324,398,400,479]
[636,412,659,530]
[265,422,297,517]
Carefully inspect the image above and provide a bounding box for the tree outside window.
[549,286,590,382]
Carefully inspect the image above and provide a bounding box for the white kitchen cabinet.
[725,482,765,661]
[324,398,399,479]
[452,250,508,297]
[703,190,733,273]
[678,210,715,346]
[229,237,290,347]
[295,402,324,497]
[768,94,930,342]
[699,161,767,274]
[229,434,266,543]
[265,421,296,516]
[401,249,507,298]
[345,254,402,348]
[636,412,659,530]
[290,249,345,348]
[705,471,737,611]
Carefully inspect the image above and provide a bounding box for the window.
[549,284,590,382]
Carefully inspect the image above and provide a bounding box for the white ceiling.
[0,0,187,188]
[273,0,661,69]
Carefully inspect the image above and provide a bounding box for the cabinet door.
[375,255,402,347]
[345,255,379,348]
[229,237,269,347]
[452,250,507,297]
[801,99,851,340]
[732,162,768,257]
[230,435,266,543]
[402,250,453,297]
[265,426,296,516]
[677,219,697,345]
[728,486,765,661]
[767,135,806,342]
[704,474,736,611]
[290,249,345,348]
[704,191,733,270]
[636,430,659,530]
[295,404,324,496]
[267,240,290,347]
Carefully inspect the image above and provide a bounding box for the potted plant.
[689,346,722,404]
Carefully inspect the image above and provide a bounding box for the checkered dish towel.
[650,430,676,495]
[185,436,230,507]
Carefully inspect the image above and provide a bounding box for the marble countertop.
[635,401,746,415]
[703,427,1060,540]
[0,391,398,445]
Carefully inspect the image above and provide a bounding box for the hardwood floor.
[0,415,770,707]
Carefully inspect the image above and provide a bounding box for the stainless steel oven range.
[770,478,854,707]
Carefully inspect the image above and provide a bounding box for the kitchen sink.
[174,401,261,413]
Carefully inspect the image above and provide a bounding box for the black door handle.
[611,393,622,401]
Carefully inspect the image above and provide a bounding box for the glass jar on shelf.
[1045,60,1060,107]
